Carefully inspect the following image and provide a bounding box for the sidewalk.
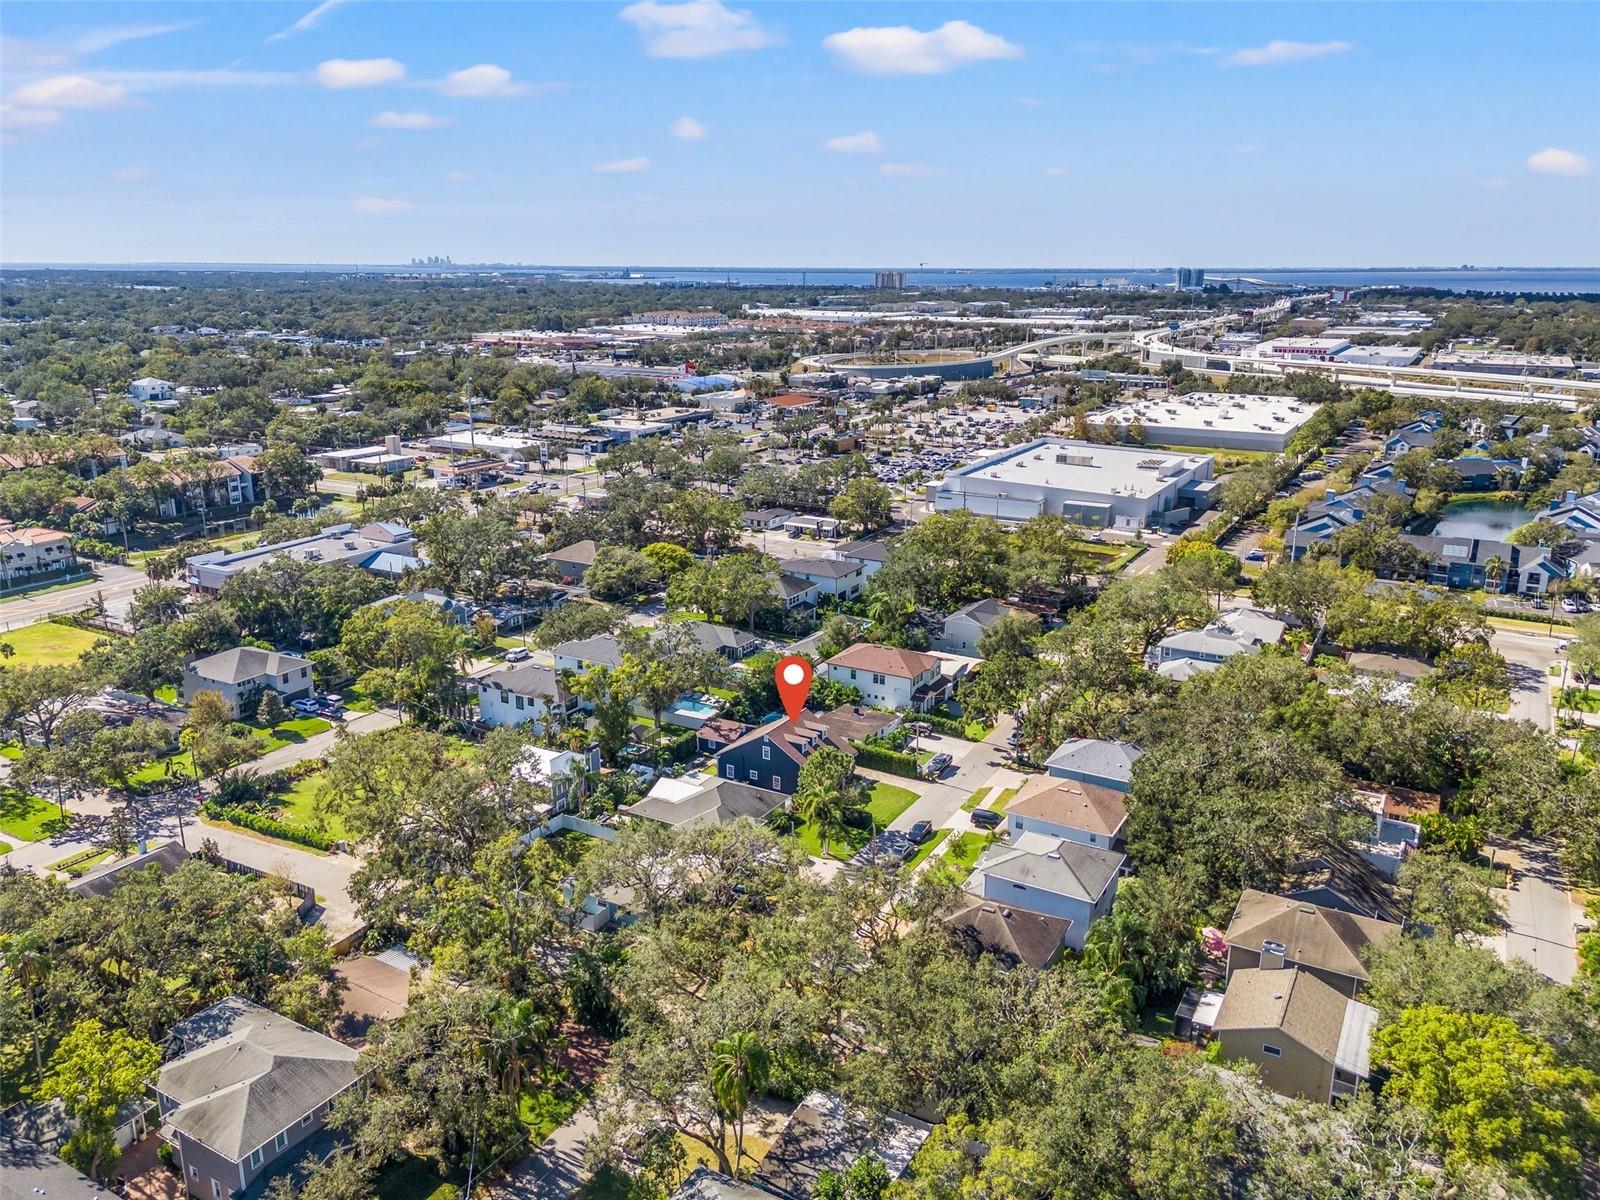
[486,1106,599,1200]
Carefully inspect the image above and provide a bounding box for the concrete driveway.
[1492,836,1580,984]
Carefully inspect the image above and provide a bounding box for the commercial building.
[1090,392,1318,451]
[932,438,1217,529]
[1332,344,1423,368]
[1432,349,1576,376]
[1252,337,1351,363]
[185,522,422,593]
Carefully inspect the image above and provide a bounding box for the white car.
[504,646,531,662]
[291,698,321,715]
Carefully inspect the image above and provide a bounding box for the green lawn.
[154,684,180,704]
[0,573,97,600]
[0,743,22,761]
[259,716,333,744]
[945,831,994,878]
[905,827,951,869]
[49,847,114,877]
[128,755,197,788]
[991,785,1022,813]
[0,788,69,843]
[519,1075,585,1141]
[867,780,918,824]
[1558,688,1600,713]
[274,771,350,840]
[0,621,108,666]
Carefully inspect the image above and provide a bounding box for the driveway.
[487,1105,599,1200]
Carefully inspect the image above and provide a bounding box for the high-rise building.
[1176,268,1206,290]
[874,270,907,290]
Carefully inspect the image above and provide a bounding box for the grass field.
[0,788,68,843]
[944,831,994,880]
[991,785,1022,813]
[905,827,951,869]
[274,771,350,840]
[49,847,114,877]
[961,786,992,812]
[0,621,108,666]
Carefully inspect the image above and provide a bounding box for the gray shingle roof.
[623,779,788,830]
[1042,737,1143,784]
[973,834,1125,904]
[187,647,312,685]
[480,662,568,702]
[157,998,358,1162]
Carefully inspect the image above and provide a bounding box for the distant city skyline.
[2,1,1596,266]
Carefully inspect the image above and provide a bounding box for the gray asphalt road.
[1489,624,1559,729]
[0,562,148,628]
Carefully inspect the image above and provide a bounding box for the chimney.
[1260,939,1287,970]
[385,434,402,455]
[1325,488,1336,502]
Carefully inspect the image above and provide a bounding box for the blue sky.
[2,2,1596,266]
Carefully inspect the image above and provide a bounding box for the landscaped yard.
[944,831,994,880]
[906,827,951,869]
[793,780,921,860]
[960,786,992,812]
[1558,688,1600,713]
[0,621,108,666]
[676,1128,774,1177]
[0,788,69,843]
[519,1073,586,1141]
[49,847,114,877]
[373,1154,461,1200]
[991,785,1021,813]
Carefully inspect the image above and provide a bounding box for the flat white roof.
[1091,392,1316,437]
[953,439,1207,499]
[427,431,539,451]
[1254,336,1350,353]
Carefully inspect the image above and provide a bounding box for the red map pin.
[774,655,814,723]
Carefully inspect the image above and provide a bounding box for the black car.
[971,808,1002,830]
[907,820,933,844]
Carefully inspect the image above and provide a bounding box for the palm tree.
[794,747,865,859]
[710,1032,771,1169]
[1483,554,1504,596]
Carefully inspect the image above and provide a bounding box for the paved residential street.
[1489,623,1560,730]
[1493,836,1581,985]
[0,562,148,628]
[486,1105,599,1200]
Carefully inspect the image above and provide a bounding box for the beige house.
[0,526,77,585]
[1223,889,1401,997]
[1212,966,1377,1102]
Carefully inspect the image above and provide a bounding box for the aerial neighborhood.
[2,267,1599,1200]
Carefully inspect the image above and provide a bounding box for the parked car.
[921,752,953,778]
[291,698,321,715]
[971,808,1002,830]
[1245,548,1267,562]
[1561,597,1582,613]
[504,646,531,662]
[908,820,933,844]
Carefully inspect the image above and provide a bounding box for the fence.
[528,813,618,841]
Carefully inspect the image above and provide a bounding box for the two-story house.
[156,997,360,1200]
[785,556,866,601]
[545,540,598,584]
[1212,964,1378,1103]
[1003,775,1128,850]
[822,643,948,712]
[964,832,1125,953]
[181,647,315,717]
[830,539,890,581]
[1222,889,1402,998]
[476,662,581,733]
[930,597,1023,657]
[714,715,855,795]
[777,573,822,612]
[515,744,601,813]
[1151,606,1285,678]
[0,526,78,586]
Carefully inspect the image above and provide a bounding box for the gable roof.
[833,539,891,564]
[157,998,358,1162]
[552,634,626,669]
[719,715,855,766]
[944,899,1071,969]
[786,557,862,581]
[187,647,312,685]
[679,620,758,654]
[1005,776,1127,838]
[778,572,819,601]
[1214,966,1376,1076]
[479,662,569,703]
[945,597,1018,627]
[972,833,1124,904]
[68,840,189,899]
[548,539,599,566]
[825,642,940,679]
[623,777,787,830]
[1224,889,1400,982]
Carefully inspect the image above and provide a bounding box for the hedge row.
[203,802,334,851]
[919,712,971,739]
[852,742,920,778]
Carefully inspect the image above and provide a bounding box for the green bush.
[851,742,919,778]
[919,712,970,739]
[203,801,334,851]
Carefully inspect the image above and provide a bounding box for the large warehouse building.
[931,439,1218,530]
[1089,392,1318,451]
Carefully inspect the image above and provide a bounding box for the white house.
[514,745,600,814]
[127,377,176,403]
[831,539,891,580]
[181,647,314,716]
[476,662,579,733]
[965,832,1125,952]
[1152,607,1286,676]
[823,643,947,712]
[932,597,1022,657]
[785,556,866,600]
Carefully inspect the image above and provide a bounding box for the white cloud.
[0,105,62,129]
[74,23,193,54]
[878,161,941,177]
[822,20,1021,76]
[109,166,151,182]
[670,115,707,140]
[594,156,651,173]
[8,74,129,108]
[354,196,413,213]
[316,57,405,89]
[1526,147,1593,178]
[1222,40,1352,67]
[438,63,527,98]
[619,0,779,59]
[371,110,451,130]
[1042,165,1068,177]
[267,0,347,43]
[443,171,477,182]
[823,130,882,154]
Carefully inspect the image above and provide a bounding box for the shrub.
[202,802,334,851]
[851,742,919,777]
[918,712,971,739]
